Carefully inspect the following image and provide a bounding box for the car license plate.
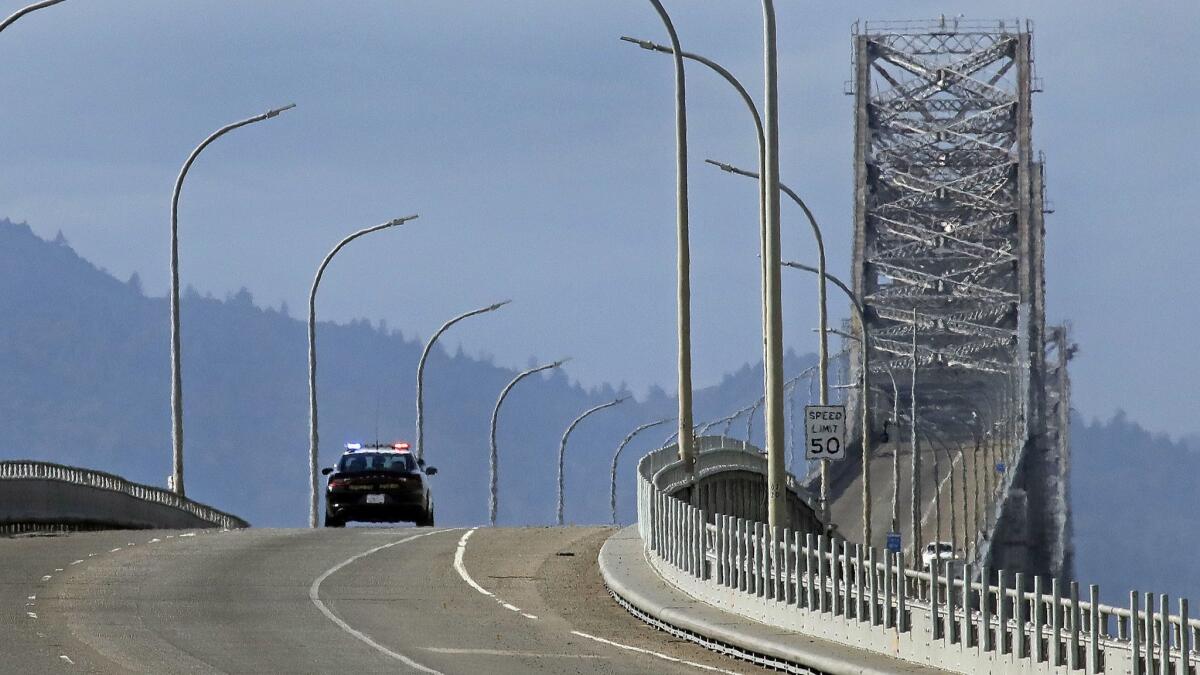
[365,494,385,504]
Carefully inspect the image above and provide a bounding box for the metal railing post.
[998,569,1009,656]
[931,555,941,638]
[1160,594,1170,675]
[1051,578,1062,665]
[1015,573,1027,659]
[1070,581,1081,669]
[1034,576,1045,663]
[981,565,992,652]
[1132,591,1143,675]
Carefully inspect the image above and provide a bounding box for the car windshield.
[337,452,415,474]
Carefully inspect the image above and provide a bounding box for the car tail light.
[329,478,350,489]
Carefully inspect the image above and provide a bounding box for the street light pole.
[170,103,294,497]
[308,216,417,528]
[415,300,511,463]
[782,262,875,545]
[641,0,695,477]
[0,0,66,34]
[611,417,674,524]
[490,359,567,526]
[558,396,628,525]
[910,308,921,562]
[619,37,771,407]
[709,161,830,509]
[760,0,788,531]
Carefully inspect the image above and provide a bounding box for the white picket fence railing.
[637,446,1198,674]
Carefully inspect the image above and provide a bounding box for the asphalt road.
[1,526,771,674]
[828,439,989,559]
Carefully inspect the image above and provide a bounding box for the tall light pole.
[611,417,674,524]
[490,359,567,526]
[0,0,65,34]
[909,308,921,561]
[759,0,788,532]
[557,396,627,525]
[307,216,417,528]
[709,161,830,508]
[640,0,695,476]
[170,103,294,497]
[619,37,771,401]
[415,300,510,463]
[782,263,875,545]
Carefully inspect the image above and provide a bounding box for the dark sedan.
[322,444,437,527]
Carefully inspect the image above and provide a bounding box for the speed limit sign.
[805,405,846,461]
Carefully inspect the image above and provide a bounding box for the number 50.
[810,437,841,455]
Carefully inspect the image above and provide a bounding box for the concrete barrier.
[0,460,247,531]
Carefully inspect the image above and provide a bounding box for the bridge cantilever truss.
[849,17,1046,437]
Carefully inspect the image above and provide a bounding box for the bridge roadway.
[1,526,768,674]
[828,440,984,559]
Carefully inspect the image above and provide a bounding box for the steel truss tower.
[849,18,1047,438]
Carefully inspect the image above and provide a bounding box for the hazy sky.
[2,1,1197,435]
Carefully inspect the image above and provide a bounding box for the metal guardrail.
[0,460,248,530]
[638,448,1198,674]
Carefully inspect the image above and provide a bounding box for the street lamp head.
[703,158,737,173]
[551,357,572,369]
[487,299,513,312]
[264,103,297,118]
[618,35,669,53]
[387,214,420,227]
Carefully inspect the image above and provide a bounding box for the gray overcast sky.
[2,1,1197,435]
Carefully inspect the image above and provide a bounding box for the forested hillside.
[0,219,819,527]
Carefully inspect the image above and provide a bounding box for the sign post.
[805,404,847,461]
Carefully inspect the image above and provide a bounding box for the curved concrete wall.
[0,480,228,530]
[0,461,248,530]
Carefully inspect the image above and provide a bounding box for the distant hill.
[0,218,820,527]
[1070,410,1200,605]
[6,218,1194,609]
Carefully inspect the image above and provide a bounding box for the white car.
[921,542,955,568]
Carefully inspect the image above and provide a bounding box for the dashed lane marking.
[454,530,740,673]
[58,655,74,665]
[310,529,457,675]
[571,630,743,675]
[423,647,602,659]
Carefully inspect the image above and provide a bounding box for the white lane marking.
[127,542,135,546]
[58,655,74,665]
[54,568,63,572]
[147,538,160,544]
[452,528,538,620]
[165,535,175,539]
[180,532,196,537]
[25,602,35,607]
[571,630,742,675]
[40,575,51,581]
[87,553,95,558]
[70,560,83,566]
[915,451,963,536]
[110,547,122,553]
[26,612,38,619]
[423,647,602,659]
[310,529,455,675]
[27,595,36,600]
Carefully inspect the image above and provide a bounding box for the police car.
[321,442,437,528]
